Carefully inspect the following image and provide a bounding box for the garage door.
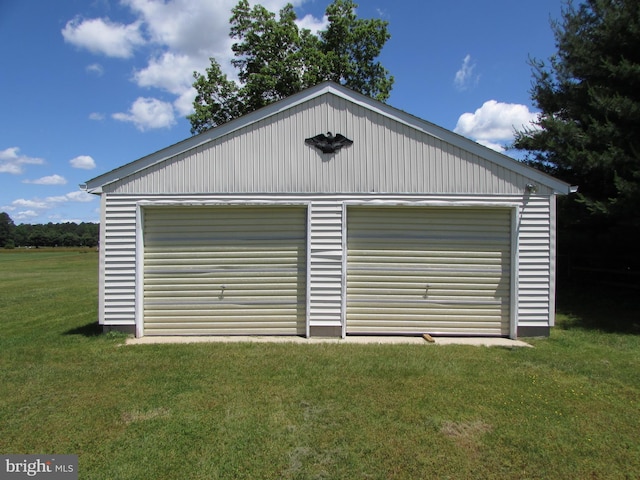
[142,206,307,335]
[346,206,512,336]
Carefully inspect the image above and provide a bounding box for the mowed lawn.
[0,250,639,479]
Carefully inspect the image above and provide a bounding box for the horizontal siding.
[517,197,552,326]
[142,206,306,335]
[308,202,343,327]
[102,197,137,325]
[105,95,553,196]
[100,193,554,336]
[346,206,511,335]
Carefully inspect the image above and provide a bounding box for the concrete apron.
[126,336,532,347]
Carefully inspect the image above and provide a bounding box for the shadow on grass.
[64,321,102,337]
[556,279,640,334]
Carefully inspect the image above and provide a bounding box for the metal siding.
[517,196,553,327]
[104,94,553,196]
[346,206,512,335]
[99,193,555,336]
[308,202,343,327]
[142,205,307,335]
[102,197,137,325]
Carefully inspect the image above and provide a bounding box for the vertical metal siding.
[104,94,554,196]
[142,205,307,335]
[346,206,512,335]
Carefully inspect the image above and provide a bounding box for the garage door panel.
[145,323,303,336]
[347,206,511,336]
[346,323,505,335]
[143,206,307,335]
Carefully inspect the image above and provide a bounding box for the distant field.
[1,249,639,479]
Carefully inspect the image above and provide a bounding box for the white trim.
[340,203,348,339]
[135,204,145,338]
[344,199,521,209]
[136,199,311,207]
[344,203,515,336]
[136,199,310,337]
[510,206,520,339]
[305,203,312,338]
[98,195,107,326]
[548,196,557,327]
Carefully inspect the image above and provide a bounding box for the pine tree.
[514,0,640,230]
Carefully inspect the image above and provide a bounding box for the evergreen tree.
[514,0,640,230]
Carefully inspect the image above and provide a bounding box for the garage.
[84,82,570,338]
[346,206,513,336]
[142,205,307,335]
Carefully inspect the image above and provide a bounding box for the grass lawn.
[0,249,639,479]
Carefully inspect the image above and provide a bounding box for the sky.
[0,0,564,225]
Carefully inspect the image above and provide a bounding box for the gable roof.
[82,82,571,194]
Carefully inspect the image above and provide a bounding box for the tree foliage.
[0,212,99,248]
[188,0,393,135]
[0,211,16,248]
[514,0,640,229]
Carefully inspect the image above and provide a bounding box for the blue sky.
[0,0,563,224]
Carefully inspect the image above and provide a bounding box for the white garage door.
[142,206,307,335]
[346,206,512,336]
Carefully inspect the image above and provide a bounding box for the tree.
[514,0,640,230]
[188,0,393,135]
[0,212,16,248]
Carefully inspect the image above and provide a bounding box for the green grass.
[1,249,639,479]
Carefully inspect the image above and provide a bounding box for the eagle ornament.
[305,132,353,154]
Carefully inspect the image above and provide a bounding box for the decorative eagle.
[305,132,353,154]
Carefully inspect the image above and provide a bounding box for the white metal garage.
[83,82,571,338]
[346,206,513,335]
[141,205,307,335]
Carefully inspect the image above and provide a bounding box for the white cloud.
[23,174,67,185]
[454,54,478,91]
[122,0,238,119]
[123,0,232,57]
[134,51,200,95]
[62,16,145,58]
[4,191,97,223]
[257,0,307,13]
[454,100,540,152]
[70,155,97,170]
[174,87,197,117]
[89,112,105,121]
[86,63,105,76]
[63,0,324,130]
[0,147,45,174]
[11,198,49,210]
[14,210,39,221]
[113,97,176,131]
[296,13,328,34]
[47,191,96,204]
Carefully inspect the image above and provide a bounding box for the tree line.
[0,212,98,249]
